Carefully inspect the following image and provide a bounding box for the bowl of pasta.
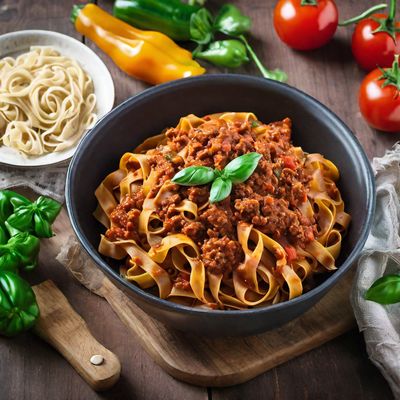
[0,30,114,167]
[66,74,375,336]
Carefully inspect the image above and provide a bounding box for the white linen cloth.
[0,164,67,202]
[351,143,400,399]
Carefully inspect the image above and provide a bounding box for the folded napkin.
[351,143,400,399]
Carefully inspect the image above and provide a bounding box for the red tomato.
[359,68,400,133]
[282,155,296,170]
[352,14,400,71]
[284,245,298,263]
[273,0,338,51]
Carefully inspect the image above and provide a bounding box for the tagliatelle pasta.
[94,112,351,310]
[0,47,96,156]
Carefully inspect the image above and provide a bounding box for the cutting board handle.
[32,280,121,391]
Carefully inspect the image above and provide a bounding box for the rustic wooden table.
[0,0,398,399]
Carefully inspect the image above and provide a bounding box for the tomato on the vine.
[351,14,400,71]
[273,0,338,51]
[359,55,400,133]
[340,0,399,71]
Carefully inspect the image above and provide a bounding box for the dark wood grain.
[213,329,394,400]
[0,0,398,399]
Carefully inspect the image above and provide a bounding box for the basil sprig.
[6,196,62,238]
[171,166,216,186]
[171,152,262,203]
[365,274,400,305]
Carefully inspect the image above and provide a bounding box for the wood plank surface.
[0,0,398,399]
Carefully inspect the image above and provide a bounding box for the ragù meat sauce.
[106,116,317,282]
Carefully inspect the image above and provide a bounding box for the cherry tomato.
[352,14,400,71]
[359,67,400,133]
[273,0,338,51]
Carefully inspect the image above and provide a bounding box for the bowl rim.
[66,74,376,317]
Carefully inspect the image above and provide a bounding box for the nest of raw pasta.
[0,47,96,156]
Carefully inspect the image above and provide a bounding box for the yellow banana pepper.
[71,4,205,85]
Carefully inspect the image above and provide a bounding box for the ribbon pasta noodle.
[0,47,96,156]
[95,113,351,309]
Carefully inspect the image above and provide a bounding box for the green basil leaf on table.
[190,8,214,44]
[34,212,52,238]
[172,166,216,185]
[210,177,232,203]
[6,207,34,232]
[0,232,40,272]
[0,191,30,229]
[222,152,262,183]
[35,196,62,223]
[0,271,39,337]
[0,226,8,245]
[365,274,400,304]
[4,221,22,238]
[6,195,61,238]
[0,253,20,273]
[194,39,249,68]
[214,4,251,36]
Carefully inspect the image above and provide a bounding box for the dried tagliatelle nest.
[0,46,96,156]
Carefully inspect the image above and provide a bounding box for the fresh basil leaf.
[9,196,31,210]
[365,274,400,304]
[6,207,34,232]
[190,8,214,44]
[35,196,62,223]
[7,232,40,270]
[4,221,21,237]
[34,213,53,238]
[210,177,232,203]
[222,152,262,184]
[0,253,20,273]
[0,192,13,227]
[0,227,7,246]
[172,166,216,186]
[214,4,251,36]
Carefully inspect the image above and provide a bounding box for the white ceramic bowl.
[0,30,115,168]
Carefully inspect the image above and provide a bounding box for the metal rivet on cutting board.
[90,354,104,366]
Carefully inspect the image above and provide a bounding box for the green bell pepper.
[0,233,40,272]
[6,195,62,238]
[214,4,251,36]
[113,0,201,41]
[0,271,39,337]
[194,40,249,68]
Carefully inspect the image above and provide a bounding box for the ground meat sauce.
[105,117,318,288]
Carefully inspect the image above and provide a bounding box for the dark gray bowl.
[66,74,375,337]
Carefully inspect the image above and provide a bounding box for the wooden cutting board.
[44,207,356,388]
